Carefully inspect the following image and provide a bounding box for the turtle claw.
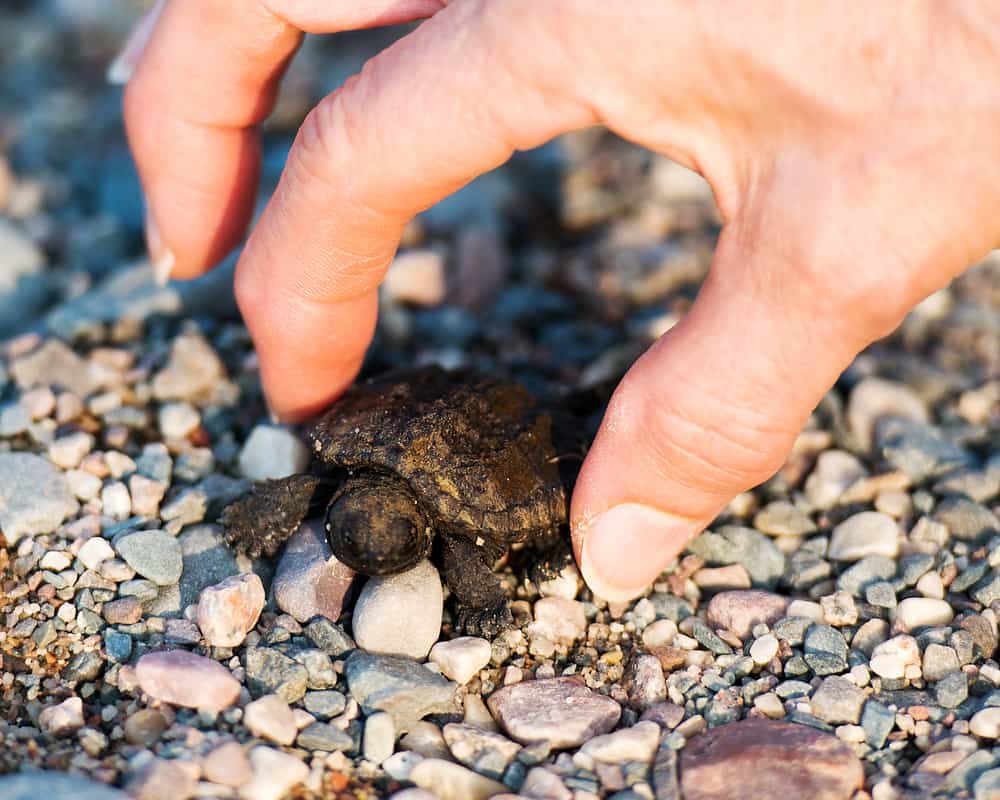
[455,600,514,638]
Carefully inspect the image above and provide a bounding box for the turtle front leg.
[220,474,325,559]
[437,533,513,638]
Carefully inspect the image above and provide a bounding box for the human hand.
[120,1,1000,601]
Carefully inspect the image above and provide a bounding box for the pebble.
[123,708,169,746]
[237,425,310,481]
[135,650,241,712]
[296,721,353,752]
[487,677,621,749]
[115,529,183,586]
[935,670,969,709]
[706,591,789,638]
[809,676,866,725]
[686,526,786,588]
[272,521,356,623]
[0,772,129,799]
[38,696,84,736]
[345,651,458,733]
[922,643,961,681]
[679,718,864,800]
[0,452,78,542]
[157,401,200,440]
[409,758,507,800]
[750,633,779,665]
[428,637,492,684]
[303,690,347,719]
[579,720,660,765]
[528,596,588,646]
[242,648,309,703]
[196,573,265,647]
[201,741,253,788]
[623,653,667,710]
[78,536,116,570]
[383,250,447,307]
[804,450,867,510]
[934,497,1000,541]
[124,757,198,800]
[363,711,396,764]
[442,722,520,779]
[243,694,298,745]
[352,559,443,659]
[847,377,929,451]
[102,596,143,625]
[974,769,1000,800]
[971,708,1000,739]
[238,746,310,800]
[828,511,900,561]
[151,332,226,404]
[893,597,954,631]
[803,624,849,675]
[10,339,101,398]
[383,752,426,782]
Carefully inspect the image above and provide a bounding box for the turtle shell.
[309,367,566,542]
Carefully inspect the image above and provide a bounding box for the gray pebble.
[0,772,128,800]
[803,624,849,675]
[303,690,347,719]
[297,721,354,752]
[115,530,182,586]
[0,453,79,543]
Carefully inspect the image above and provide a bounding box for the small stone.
[847,377,929,451]
[860,701,895,749]
[38,696,84,736]
[78,537,116,570]
[974,769,1000,800]
[804,450,868,510]
[39,550,71,571]
[296,721,353,752]
[893,598,954,631]
[828,512,900,561]
[922,644,961,682]
[363,711,396,764]
[754,500,816,537]
[0,402,31,436]
[837,555,897,596]
[197,573,265,647]
[878,417,973,482]
[442,723,520,779]
[129,474,167,517]
[158,402,200,440]
[102,596,143,625]
[820,591,858,626]
[935,670,969,709]
[579,721,659,764]
[623,654,666,710]
[48,431,94,469]
[383,250,447,307]
[750,634,779,665]
[679,718,864,800]
[0,453,78,543]
[971,708,1000,739]
[352,560,443,659]
[685,526,785,588]
[136,650,240,712]
[345,651,458,733]
[243,648,309,703]
[303,690,347,719]
[272,521,356,623]
[706,591,789,638]
[692,564,752,591]
[237,425,311,481]
[529,596,588,647]
[239,746,309,800]
[124,758,198,800]
[869,635,920,679]
[428,637,492,684]
[384,751,425,782]
[101,481,132,520]
[933,497,999,541]
[409,758,507,800]
[487,677,621,749]
[304,618,356,657]
[400,721,452,760]
[244,694,298,745]
[123,709,169,746]
[201,741,253,788]
[104,630,133,663]
[11,339,101,398]
[115,530,183,586]
[0,772,128,799]
[803,624,849,675]
[641,702,686,730]
[810,676,866,725]
[972,572,1000,608]
[151,332,226,404]
[865,581,898,609]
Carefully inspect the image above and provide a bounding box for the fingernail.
[579,504,701,602]
[145,208,175,287]
[107,0,166,85]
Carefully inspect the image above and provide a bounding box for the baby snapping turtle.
[221,367,568,635]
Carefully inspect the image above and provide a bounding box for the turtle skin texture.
[222,367,568,636]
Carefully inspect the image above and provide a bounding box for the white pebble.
[38,696,84,736]
[970,708,1000,739]
[916,572,945,599]
[383,250,446,307]
[428,637,492,685]
[240,746,309,800]
[893,598,954,632]
[383,751,424,782]
[353,560,443,660]
[749,633,779,665]
[641,619,678,649]
[77,536,115,570]
[409,758,506,800]
[158,401,201,439]
[828,511,900,561]
[244,695,298,745]
[101,481,132,520]
[39,550,71,571]
[238,425,310,481]
[66,469,102,501]
[786,600,824,621]
[47,431,95,470]
[578,720,660,764]
[363,711,396,765]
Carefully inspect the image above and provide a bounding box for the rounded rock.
[706,591,790,638]
[244,694,298,746]
[272,520,356,623]
[893,598,954,632]
[196,572,265,647]
[428,637,493,685]
[363,711,397,765]
[353,560,443,660]
[115,530,183,586]
[135,650,240,712]
[828,512,900,561]
[971,708,1000,739]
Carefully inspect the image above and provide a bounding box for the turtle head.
[325,474,432,576]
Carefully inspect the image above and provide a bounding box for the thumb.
[570,215,906,602]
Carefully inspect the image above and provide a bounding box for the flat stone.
[893,598,954,631]
[151,331,226,404]
[679,718,864,800]
[971,708,1000,739]
[123,708,169,746]
[428,637,492,685]
[803,624,849,675]
[579,720,660,764]
[78,536,116,570]
[810,676,866,724]
[847,377,929,451]
[201,741,253,788]
[860,700,895,749]
[362,711,396,764]
[828,512,900,561]
[935,670,969,709]
[102,596,143,625]
[115,530,182,586]
[136,649,240,712]
[804,450,867,510]
[922,644,961,682]
[11,339,101,397]
[837,555,898,597]
[239,746,309,800]
[623,653,667,710]
[124,757,198,800]
[409,758,507,800]
[197,573,265,647]
[878,417,973,483]
[0,773,128,800]
[487,677,621,749]
[0,452,79,543]
[353,559,443,659]
[272,520,356,623]
[345,651,458,733]
[706,590,790,638]
[303,690,347,719]
[686,526,785,588]
[297,721,354,752]
[442,722,520,779]
[754,500,816,537]
[177,524,241,609]
[237,425,310,481]
[38,696,84,736]
[934,497,999,541]
[244,694,298,745]
[304,617,356,657]
[243,648,309,703]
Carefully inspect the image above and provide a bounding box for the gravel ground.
[1,3,999,800]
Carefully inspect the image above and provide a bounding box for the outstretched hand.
[120,0,1000,601]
